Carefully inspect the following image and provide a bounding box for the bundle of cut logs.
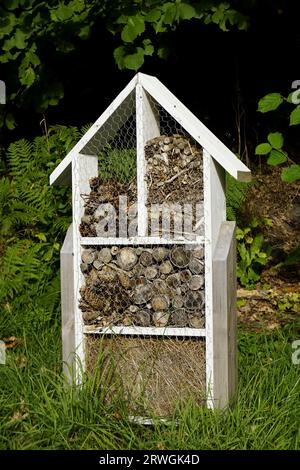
[145,134,203,238]
[145,134,203,204]
[79,245,205,328]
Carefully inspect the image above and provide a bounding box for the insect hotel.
[50,73,251,416]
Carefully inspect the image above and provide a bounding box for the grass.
[0,319,299,450]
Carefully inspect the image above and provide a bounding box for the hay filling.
[86,335,206,417]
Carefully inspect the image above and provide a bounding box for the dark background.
[6,2,300,160]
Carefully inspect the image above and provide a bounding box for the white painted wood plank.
[50,75,138,186]
[72,153,98,383]
[203,150,226,409]
[136,84,160,236]
[60,224,75,383]
[139,73,251,182]
[136,84,147,237]
[80,236,204,246]
[212,221,237,408]
[83,325,206,337]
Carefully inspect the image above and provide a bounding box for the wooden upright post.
[60,224,75,383]
[72,153,98,382]
[136,83,160,236]
[212,221,237,408]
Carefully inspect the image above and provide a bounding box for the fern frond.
[226,174,251,222]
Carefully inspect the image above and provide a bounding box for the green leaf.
[36,233,47,242]
[154,18,167,33]
[281,165,300,183]
[178,3,196,20]
[0,13,16,36]
[113,46,126,70]
[20,66,35,86]
[43,248,53,261]
[236,227,246,240]
[123,48,144,70]
[5,113,16,130]
[255,143,271,155]
[290,105,300,125]
[121,15,145,43]
[14,29,27,49]
[146,8,161,22]
[267,149,288,166]
[250,234,264,255]
[115,15,128,25]
[267,132,283,149]
[142,39,154,56]
[258,93,283,113]
[55,4,74,21]
[162,4,177,25]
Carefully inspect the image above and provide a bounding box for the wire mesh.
[77,87,206,335]
[79,244,205,329]
[79,91,137,238]
[144,93,204,239]
[78,90,204,239]
[86,334,206,416]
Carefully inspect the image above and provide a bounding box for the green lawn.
[0,318,299,450]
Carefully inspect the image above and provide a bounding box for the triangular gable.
[50,74,138,186]
[50,73,250,186]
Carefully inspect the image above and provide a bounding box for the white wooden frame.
[72,153,98,380]
[84,325,206,337]
[51,73,251,409]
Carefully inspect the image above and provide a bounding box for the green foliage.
[0,0,249,120]
[226,173,251,222]
[98,146,136,184]
[257,93,300,182]
[281,165,300,183]
[257,93,283,113]
[276,293,300,314]
[267,132,284,149]
[290,105,300,126]
[225,176,268,290]
[255,143,271,155]
[113,1,248,71]
[236,218,270,289]
[0,124,138,328]
[0,0,109,127]
[267,149,288,166]
[0,323,299,449]
[0,125,82,323]
[255,131,287,166]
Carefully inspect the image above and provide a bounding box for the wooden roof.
[50,73,251,186]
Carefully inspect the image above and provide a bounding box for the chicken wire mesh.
[76,88,207,415]
[79,244,205,329]
[143,94,204,239]
[79,89,204,240]
[85,334,206,417]
[79,90,137,238]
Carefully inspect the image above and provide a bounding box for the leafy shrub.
[236,218,271,289]
[256,91,300,183]
[0,125,80,330]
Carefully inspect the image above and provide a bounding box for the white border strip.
[81,236,204,246]
[83,325,206,337]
